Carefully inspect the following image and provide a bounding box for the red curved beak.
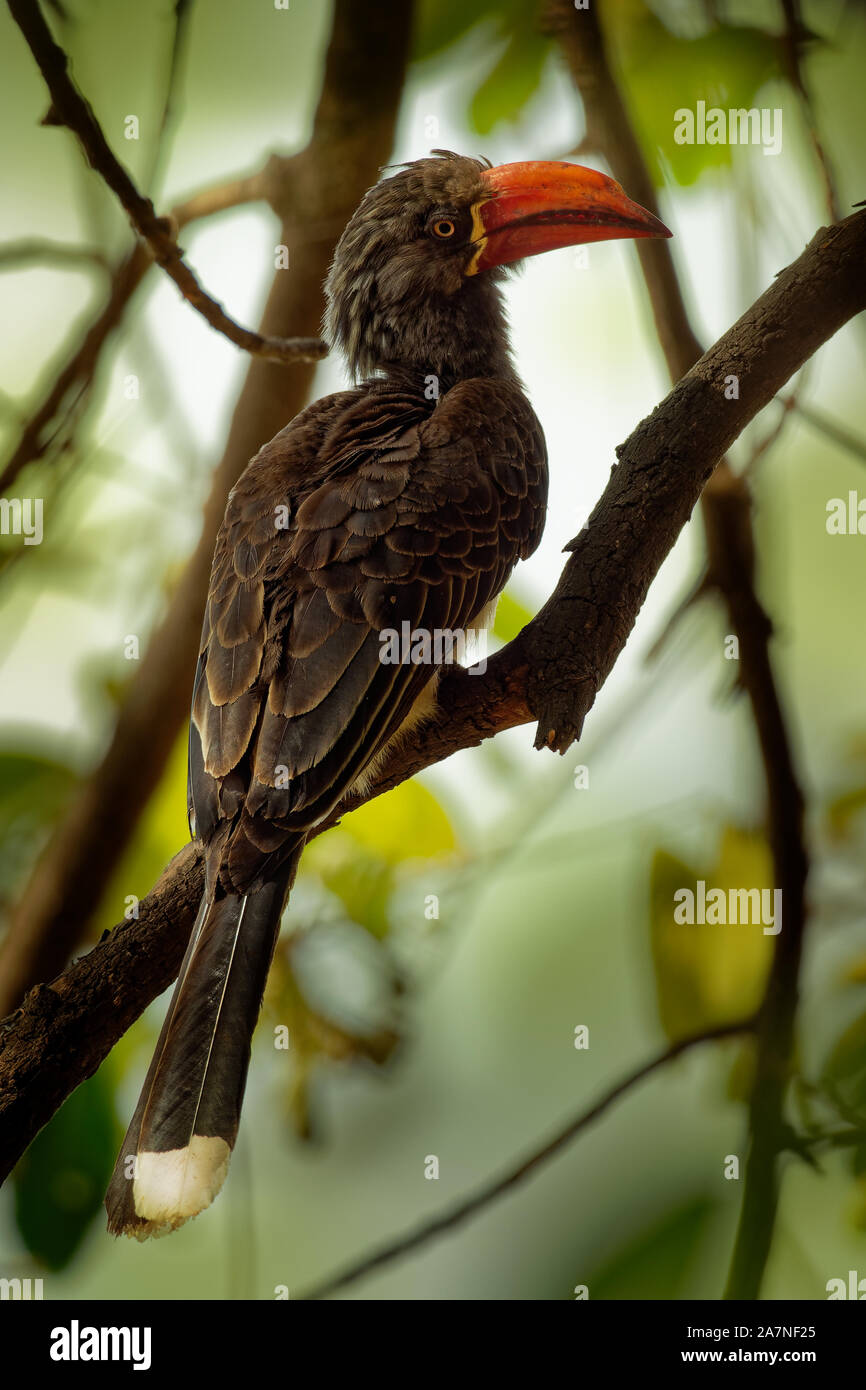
[470,160,671,273]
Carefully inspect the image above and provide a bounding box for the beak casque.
[469,160,672,273]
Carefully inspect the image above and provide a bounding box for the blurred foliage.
[582,1196,716,1300]
[492,587,533,644]
[92,730,191,939]
[264,777,459,1135]
[608,2,785,184]
[0,746,78,903]
[649,826,774,1041]
[825,735,866,841]
[415,0,551,133]
[822,1007,866,1121]
[333,776,456,866]
[415,0,790,184]
[12,1068,119,1270]
[265,932,402,1141]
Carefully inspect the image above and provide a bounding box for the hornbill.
[105,151,670,1238]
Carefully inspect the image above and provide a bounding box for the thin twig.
[0,239,111,272]
[296,1021,755,1299]
[741,376,805,479]
[0,167,277,497]
[146,0,194,194]
[794,400,866,466]
[780,0,842,223]
[7,0,327,365]
[0,243,150,495]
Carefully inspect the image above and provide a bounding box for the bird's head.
[324,150,671,384]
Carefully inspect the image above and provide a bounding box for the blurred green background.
[1,0,865,1300]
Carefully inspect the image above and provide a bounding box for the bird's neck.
[347,275,519,387]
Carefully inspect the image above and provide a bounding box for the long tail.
[105,858,299,1239]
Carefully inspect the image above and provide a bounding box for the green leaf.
[93,730,191,937]
[470,29,550,135]
[826,783,866,840]
[320,851,395,940]
[493,587,534,644]
[0,747,78,823]
[0,746,79,895]
[413,0,522,65]
[822,1008,866,1117]
[13,1067,119,1270]
[609,6,785,186]
[339,778,457,864]
[649,827,774,1041]
[583,1196,715,1299]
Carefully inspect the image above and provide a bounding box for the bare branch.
[0,239,111,272]
[1,209,863,1176]
[0,243,151,495]
[7,0,327,366]
[795,400,866,466]
[297,1021,754,1300]
[0,167,282,497]
[742,379,804,479]
[147,0,195,193]
[780,0,842,223]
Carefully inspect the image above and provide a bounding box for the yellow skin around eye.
[464,199,488,276]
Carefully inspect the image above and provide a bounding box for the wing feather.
[188,376,548,896]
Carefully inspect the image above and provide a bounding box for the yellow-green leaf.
[339,777,457,863]
[493,588,534,644]
[649,826,775,1041]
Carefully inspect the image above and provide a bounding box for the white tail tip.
[129,1136,231,1240]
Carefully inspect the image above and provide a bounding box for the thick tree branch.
[0,0,415,1015]
[7,0,327,366]
[1,208,863,1178]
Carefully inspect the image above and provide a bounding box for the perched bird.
[105,151,670,1238]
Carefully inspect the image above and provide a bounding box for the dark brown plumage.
[105,151,669,1238]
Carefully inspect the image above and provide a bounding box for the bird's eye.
[431,218,456,239]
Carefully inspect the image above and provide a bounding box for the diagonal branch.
[0,166,279,498]
[297,1020,754,1299]
[794,400,866,466]
[1,207,863,1180]
[7,0,327,366]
